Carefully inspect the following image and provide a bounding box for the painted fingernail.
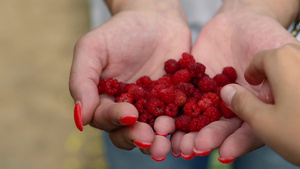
[151,155,166,162]
[133,140,152,149]
[156,132,168,137]
[218,157,236,164]
[172,152,181,158]
[193,148,213,156]
[74,101,83,131]
[120,116,137,125]
[181,152,195,160]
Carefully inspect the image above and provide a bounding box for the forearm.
[219,0,299,28]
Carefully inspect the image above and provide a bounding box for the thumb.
[220,84,268,125]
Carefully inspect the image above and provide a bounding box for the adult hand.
[172,0,299,162]
[69,0,191,160]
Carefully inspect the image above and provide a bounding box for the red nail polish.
[218,157,236,164]
[74,102,83,131]
[120,116,137,125]
[156,132,168,137]
[151,155,166,162]
[172,152,181,158]
[181,153,195,160]
[193,148,213,156]
[133,140,152,149]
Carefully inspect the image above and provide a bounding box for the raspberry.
[191,89,202,101]
[115,93,134,103]
[198,76,217,92]
[124,83,138,94]
[183,100,201,117]
[175,114,193,132]
[136,76,152,88]
[97,79,106,94]
[104,78,120,95]
[213,74,231,87]
[138,112,155,127]
[219,100,235,118]
[159,85,175,103]
[222,66,237,82]
[176,82,195,97]
[135,99,148,114]
[198,98,213,111]
[189,115,211,132]
[187,62,206,78]
[174,89,187,107]
[164,59,180,74]
[172,69,191,85]
[203,107,221,122]
[201,92,220,108]
[150,83,169,98]
[146,98,165,117]
[165,103,178,117]
[133,86,150,101]
[179,52,195,69]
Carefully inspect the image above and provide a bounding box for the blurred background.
[0,0,107,168]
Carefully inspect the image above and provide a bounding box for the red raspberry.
[136,76,152,88]
[135,99,148,114]
[175,114,193,132]
[150,83,169,98]
[133,86,150,101]
[187,62,206,78]
[222,66,237,82]
[213,74,231,87]
[176,82,195,97]
[124,83,138,94]
[172,69,191,85]
[201,92,220,108]
[97,79,106,94]
[159,85,175,103]
[189,115,211,132]
[198,76,217,92]
[115,93,134,103]
[146,98,165,117]
[105,78,120,95]
[164,59,180,74]
[198,98,213,111]
[203,107,221,122]
[219,100,235,118]
[138,112,155,127]
[165,103,179,117]
[191,89,202,101]
[174,89,187,107]
[179,53,195,69]
[183,100,201,117]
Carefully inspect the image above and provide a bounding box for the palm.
[174,11,299,158]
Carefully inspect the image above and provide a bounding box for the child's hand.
[221,43,300,166]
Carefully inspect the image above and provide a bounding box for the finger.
[92,95,138,132]
[109,122,155,150]
[179,132,197,160]
[218,122,264,160]
[69,33,107,126]
[150,135,171,162]
[193,117,242,156]
[170,131,186,157]
[153,116,175,136]
[257,80,274,104]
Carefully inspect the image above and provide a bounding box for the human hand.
[69,0,191,160]
[221,43,300,166]
[171,1,299,162]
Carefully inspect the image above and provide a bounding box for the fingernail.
[181,152,195,160]
[151,155,166,162]
[221,85,236,106]
[120,116,137,125]
[193,148,213,156]
[218,157,236,164]
[74,101,83,131]
[133,140,152,149]
[156,132,168,137]
[172,152,181,158]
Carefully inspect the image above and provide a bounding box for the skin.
[221,43,300,166]
[69,0,300,161]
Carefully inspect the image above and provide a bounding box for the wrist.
[219,0,299,27]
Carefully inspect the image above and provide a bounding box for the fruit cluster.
[98,53,236,133]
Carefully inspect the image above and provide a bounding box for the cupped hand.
[69,9,191,159]
[171,8,299,161]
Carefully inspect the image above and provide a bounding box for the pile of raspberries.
[98,53,236,133]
